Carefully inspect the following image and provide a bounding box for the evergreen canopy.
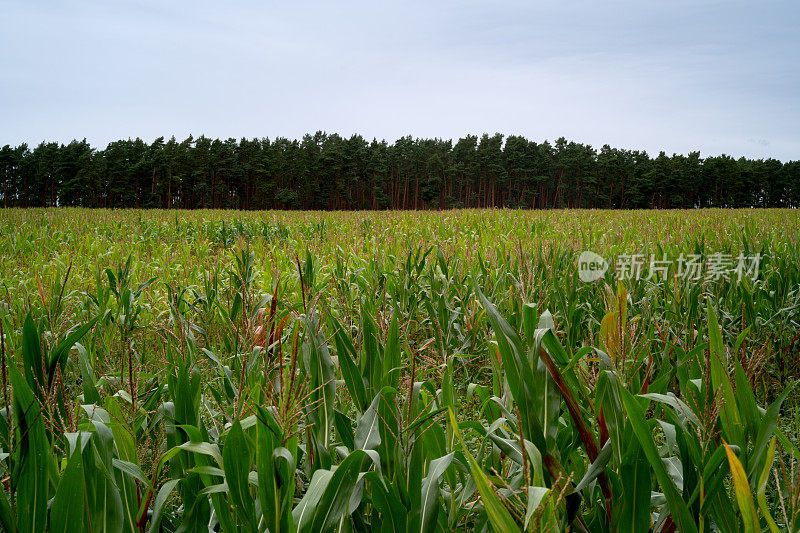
[1,133,797,209]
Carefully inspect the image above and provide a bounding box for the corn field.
[0,207,799,532]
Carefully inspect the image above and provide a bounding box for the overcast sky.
[1,1,798,160]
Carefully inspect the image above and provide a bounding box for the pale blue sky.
[1,0,798,160]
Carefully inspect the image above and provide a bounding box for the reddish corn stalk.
[539,347,612,522]
[598,408,609,447]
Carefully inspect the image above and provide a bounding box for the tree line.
[1,133,798,210]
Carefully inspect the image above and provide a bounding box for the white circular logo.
[578,251,608,283]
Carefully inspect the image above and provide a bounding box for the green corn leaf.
[477,290,546,455]
[310,450,369,533]
[756,438,780,533]
[256,406,279,527]
[366,470,407,533]
[449,408,521,532]
[707,303,743,447]
[618,442,651,533]
[256,405,296,533]
[523,486,551,530]
[733,361,760,440]
[47,315,100,382]
[9,363,50,533]
[748,380,797,479]
[303,313,336,448]
[223,419,255,526]
[361,307,383,397]
[354,392,384,451]
[596,371,626,464]
[686,445,729,507]
[177,441,223,467]
[76,342,100,404]
[112,458,153,490]
[383,312,401,389]
[147,479,181,533]
[775,427,800,461]
[334,409,355,450]
[21,313,44,396]
[619,386,697,533]
[574,440,612,492]
[50,435,87,533]
[330,314,368,412]
[0,487,15,533]
[294,469,334,532]
[420,453,454,533]
[85,421,124,533]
